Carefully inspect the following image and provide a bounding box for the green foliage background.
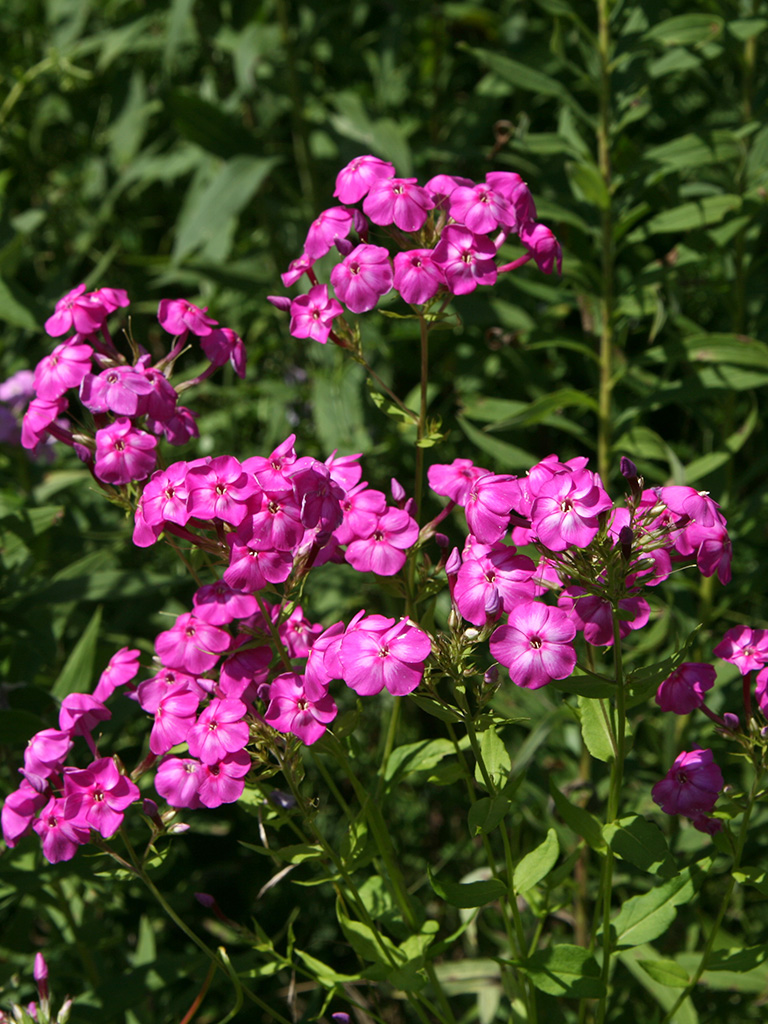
[1,1,768,1021]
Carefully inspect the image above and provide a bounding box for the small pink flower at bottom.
[33,797,90,863]
[652,748,723,821]
[655,662,716,714]
[289,285,343,344]
[198,750,251,807]
[490,601,576,689]
[264,672,337,745]
[63,757,140,837]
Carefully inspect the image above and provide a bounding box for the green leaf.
[644,13,724,46]
[638,959,690,987]
[0,276,40,329]
[167,90,261,158]
[550,671,614,699]
[336,901,401,966]
[514,829,559,892]
[612,870,695,948]
[461,45,587,120]
[618,945,700,1024]
[603,815,677,877]
[51,606,103,699]
[457,414,536,470]
[384,738,454,783]
[513,944,604,998]
[567,161,610,209]
[294,949,359,987]
[474,724,511,789]
[468,792,512,837]
[627,195,741,239]
[733,866,768,896]
[549,780,606,851]
[428,867,507,909]
[578,695,615,763]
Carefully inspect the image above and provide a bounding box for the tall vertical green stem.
[596,0,615,485]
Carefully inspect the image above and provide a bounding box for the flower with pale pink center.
[449,183,517,234]
[155,757,203,808]
[344,507,419,576]
[340,618,431,696]
[531,470,612,552]
[94,419,157,485]
[713,625,768,674]
[34,343,93,401]
[431,226,498,295]
[45,285,107,337]
[289,285,343,344]
[33,796,90,863]
[157,298,218,336]
[428,459,490,507]
[198,750,252,807]
[80,365,154,416]
[304,207,354,260]
[393,250,446,305]
[454,543,536,626]
[265,672,337,745]
[330,244,393,314]
[363,177,434,232]
[187,697,249,764]
[652,748,723,823]
[490,601,576,689]
[155,612,231,675]
[63,757,139,837]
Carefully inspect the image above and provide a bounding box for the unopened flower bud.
[445,548,462,577]
[723,712,740,732]
[266,295,292,312]
[142,798,161,823]
[194,892,216,908]
[334,237,355,257]
[332,1015,351,1023]
[269,789,296,810]
[484,665,499,687]
[619,525,633,560]
[761,725,768,739]
[33,954,47,985]
[620,456,638,480]
[484,587,502,620]
[167,822,190,834]
[434,532,449,549]
[352,209,368,239]
[390,477,406,504]
[57,998,73,1024]
[404,497,416,517]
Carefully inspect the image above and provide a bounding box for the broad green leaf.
[483,388,599,431]
[311,361,371,455]
[603,815,677,876]
[336,901,401,966]
[627,195,741,239]
[619,945,700,1023]
[513,944,603,998]
[468,792,512,837]
[567,161,610,209]
[733,866,768,896]
[357,876,396,921]
[549,780,606,851]
[474,724,511,789]
[51,606,103,699]
[727,17,768,40]
[705,946,768,972]
[611,870,695,948]
[514,829,559,892]
[294,949,358,987]
[684,395,758,484]
[384,738,454,783]
[644,14,724,46]
[578,695,615,763]
[428,867,507,909]
[644,131,742,176]
[639,959,690,987]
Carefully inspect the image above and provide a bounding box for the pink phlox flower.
[454,543,537,626]
[652,748,723,820]
[1,781,47,847]
[449,183,517,234]
[157,298,218,337]
[340,618,431,696]
[90,286,129,312]
[186,455,252,526]
[153,405,199,446]
[224,538,294,592]
[393,249,446,305]
[187,697,249,764]
[141,463,192,528]
[431,226,498,295]
[424,173,475,208]
[243,434,297,496]
[334,155,396,204]
[218,644,272,703]
[519,222,562,274]
[304,206,354,260]
[155,612,232,675]
[149,685,200,755]
[80,365,155,416]
[135,361,178,420]
[0,368,36,409]
[154,756,203,808]
[334,484,387,545]
[755,666,768,718]
[344,506,419,575]
[242,491,305,552]
[198,749,251,807]
[94,418,157,485]
[363,177,434,232]
[485,171,537,226]
[464,473,519,544]
[133,497,163,548]
[22,729,74,792]
[685,513,732,584]
[265,672,337,745]
[558,587,649,646]
[21,396,68,450]
[508,454,588,518]
[137,669,209,713]
[281,253,316,288]
[490,600,577,689]
[290,457,345,531]
[330,244,394,314]
[34,342,92,401]
[45,284,107,337]
[58,693,111,754]
[656,662,717,714]
[531,470,612,552]
[658,486,720,528]
[92,647,141,703]
[531,556,562,596]
[324,449,363,492]
[280,606,323,659]
[289,285,343,344]
[428,459,490,507]
[201,327,247,377]
[193,581,258,625]
[33,796,90,863]
[63,757,139,837]
[713,625,768,675]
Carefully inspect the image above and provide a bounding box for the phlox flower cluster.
[16,286,246,488]
[430,454,732,692]
[267,155,562,343]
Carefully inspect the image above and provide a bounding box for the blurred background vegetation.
[1,1,768,1021]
